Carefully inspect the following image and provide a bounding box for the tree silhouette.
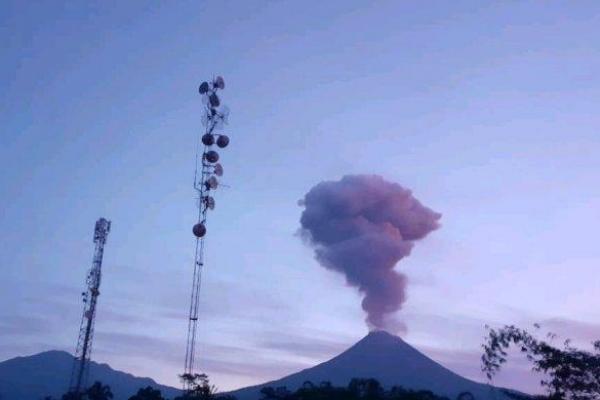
[128,386,165,400]
[482,325,600,400]
[348,378,384,400]
[175,373,217,400]
[61,392,83,400]
[85,382,114,400]
[455,392,474,400]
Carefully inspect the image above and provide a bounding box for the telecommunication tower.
[69,218,111,395]
[184,76,231,385]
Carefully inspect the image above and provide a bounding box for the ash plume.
[299,175,441,330]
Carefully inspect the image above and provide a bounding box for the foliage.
[59,382,113,400]
[86,382,114,400]
[61,392,83,400]
[128,386,165,400]
[482,325,600,400]
[175,373,218,400]
[259,379,451,400]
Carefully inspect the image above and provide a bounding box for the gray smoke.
[299,175,441,330]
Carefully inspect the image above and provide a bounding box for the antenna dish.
[202,134,215,146]
[205,176,219,190]
[199,82,210,94]
[214,163,223,176]
[209,93,220,108]
[205,196,215,210]
[193,223,207,238]
[204,150,219,163]
[214,76,225,89]
[216,135,229,148]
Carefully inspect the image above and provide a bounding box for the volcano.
[229,330,515,400]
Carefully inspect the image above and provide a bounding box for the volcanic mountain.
[229,330,514,400]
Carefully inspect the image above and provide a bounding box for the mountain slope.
[229,331,512,400]
[0,350,180,400]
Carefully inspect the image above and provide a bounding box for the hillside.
[0,350,180,400]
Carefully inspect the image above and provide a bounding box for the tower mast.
[69,218,111,394]
[183,76,230,386]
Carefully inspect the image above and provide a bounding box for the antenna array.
[69,218,111,395]
[184,76,231,385]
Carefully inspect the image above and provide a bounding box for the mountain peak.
[364,329,401,341]
[350,329,413,355]
[230,331,513,400]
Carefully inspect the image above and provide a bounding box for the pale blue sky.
[1,0,600,394]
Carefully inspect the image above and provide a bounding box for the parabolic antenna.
[213,106,229,130]
[193,222,206,238]
[205,196,215,210]
[205,176,219,190]
[209,93,220,108]
[214,76,225,89]
[216,135,229,148]
[202,133,215,146]
[200,92,209,106]
[204,150,219,163]
[213,163,223,177]
[200,113,209,127]
[199,82,210,94]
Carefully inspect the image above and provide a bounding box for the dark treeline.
[258,379,461,400]
[46,378,469,400]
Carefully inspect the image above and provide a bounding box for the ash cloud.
[299,175,441,330]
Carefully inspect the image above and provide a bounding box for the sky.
[1,0,600,395]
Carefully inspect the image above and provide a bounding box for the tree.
[348,378,384,400]
[175,373,217,400]
[61,392,83,400]
[455,392,474,400]
[128,386,165,400]
[482,325,600,400]
[85,382,114,400]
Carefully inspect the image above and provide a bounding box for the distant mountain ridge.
[0,350,180,400]
[0,332,520,400]
[229,330,515,400]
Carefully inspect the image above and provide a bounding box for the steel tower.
[69,218,111,394]
[184,76,230,385]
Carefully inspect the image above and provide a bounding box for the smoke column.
[299,175,441,330]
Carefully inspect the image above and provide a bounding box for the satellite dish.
[205,196,215,210]
[204,150,219,163]
[209,93,220,108]
[214,163,223,176]
[199,82,210,94]
[193,222,207,238]
[201,93,209,105]
[214,76,225,89]
[216,135,229,148]
[205,176,219,190]
[200,112,209,127]
[202,133,215,146]
[216,105,229,126]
